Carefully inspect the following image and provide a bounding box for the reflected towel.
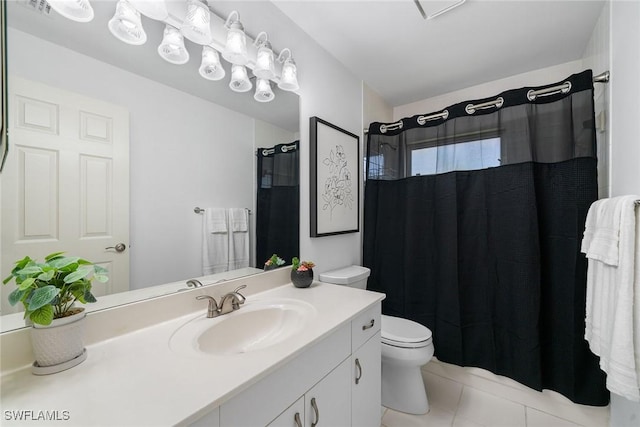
[228,208,250,270]
[583,195,640,401]
[205,208,228,233]
[230,208,249,232]
[202,208,228,275]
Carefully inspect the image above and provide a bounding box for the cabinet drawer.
[351,302,381,352]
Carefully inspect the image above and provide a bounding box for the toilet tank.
[318,265,371,290]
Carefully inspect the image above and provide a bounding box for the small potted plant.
[264,254,286,271]
[2,252,108,374]
[291,257,315,288]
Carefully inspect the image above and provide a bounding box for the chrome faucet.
[218,285,247,315]
[186,279,204,288]
[196,295,220,318]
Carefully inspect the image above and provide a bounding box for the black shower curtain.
[363,70,608,405]
[256,141,299,266]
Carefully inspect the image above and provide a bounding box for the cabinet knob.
[294,412,302,427]
[310,397,320,427]
[355,358,362,385]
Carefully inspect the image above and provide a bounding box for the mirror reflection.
[1,0,300,332]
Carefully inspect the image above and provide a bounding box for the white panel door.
[1,77,129,314]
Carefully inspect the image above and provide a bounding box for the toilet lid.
[381,315,432,346]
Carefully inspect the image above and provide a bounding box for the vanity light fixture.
[222,11,248,66]
[158,24,189,64]
[253,32,275,80]
[100,1,301,100]
[48,0,94,23]
[180,0,212,45]
[254,78,275,103]
[128,0,168,21]
[229,64,252,93]
[199,46,225,81]
[277,48,299,92]
[108,0,147,45]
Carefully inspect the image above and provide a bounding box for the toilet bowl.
[318,266,434,415]
[381,314,434,414]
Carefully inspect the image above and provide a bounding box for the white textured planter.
[30,308,87,373]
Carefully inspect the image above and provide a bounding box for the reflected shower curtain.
[363,70,608,405]
[256,141,299,266]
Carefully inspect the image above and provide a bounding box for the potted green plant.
[2,252,108,374]
[290,257,315,288]
[264,253,286,271]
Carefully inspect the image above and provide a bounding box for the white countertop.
[0,282,384,426]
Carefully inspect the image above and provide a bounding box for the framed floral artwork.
[310,116,359,237]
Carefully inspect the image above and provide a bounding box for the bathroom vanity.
[0,270,384,426]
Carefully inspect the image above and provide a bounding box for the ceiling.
[273,0,606,107]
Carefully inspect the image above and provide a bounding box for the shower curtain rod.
[363,71,611,134]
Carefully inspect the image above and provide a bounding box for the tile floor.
[381,365,609,427]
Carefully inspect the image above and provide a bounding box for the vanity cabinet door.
[305,358,351,427]
[352,331,381,427]
[268,396,305,427]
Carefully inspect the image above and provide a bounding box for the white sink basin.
[169,298,316,357]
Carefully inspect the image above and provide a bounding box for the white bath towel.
[202,208,228,275]
[583,195,640,401]
[228,208,250,270]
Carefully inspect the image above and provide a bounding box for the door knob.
[105,243,126,253]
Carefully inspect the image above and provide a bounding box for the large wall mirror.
[1,1,300,332]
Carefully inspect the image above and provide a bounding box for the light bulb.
[278,57,299,92]
[199,47,225,81]
[181,0,212,45]
[229,65,252,93]
[158,25,189,65]
[108,0,147,45]
[48,0,94,23]
[222,21,248,65]
[254,79,275,103]
[254,42,275,80]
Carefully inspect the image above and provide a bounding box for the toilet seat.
[381,315,432,349]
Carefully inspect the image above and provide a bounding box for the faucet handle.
[196,295,220,318]
[233,285,247,304]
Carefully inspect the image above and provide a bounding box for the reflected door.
[1,77,130,314]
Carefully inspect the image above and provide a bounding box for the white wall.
[582,1,610,198]
[363,83,394,128]
[258,4,364,274]
[8,29,256,289]
[606,0,640,424]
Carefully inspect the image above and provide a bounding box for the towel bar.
[194,207,252,214]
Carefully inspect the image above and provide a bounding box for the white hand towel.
[230,208,249,232]
[582,198,625,266]
[583,195,640,401]
[205,208,228,234]
[202,208,229,275]
[228,208,250,270]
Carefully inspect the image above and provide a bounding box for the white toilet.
[318,265,434,415]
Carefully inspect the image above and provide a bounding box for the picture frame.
[310,116,360,237]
